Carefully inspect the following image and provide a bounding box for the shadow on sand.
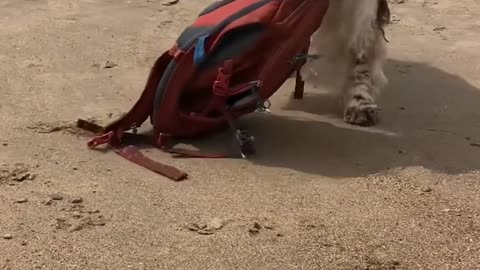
[145,59,480,178]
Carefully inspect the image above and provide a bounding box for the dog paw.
[344,97,379,126]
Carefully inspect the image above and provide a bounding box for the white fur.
[302,0,389,125]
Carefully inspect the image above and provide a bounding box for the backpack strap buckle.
[87,129,125,149]
[235,129,256,159]
[223,111,256,159]
[255,98,271,113]
[202,61,263,116]
[212,60,233,96]
[87,131,114,149]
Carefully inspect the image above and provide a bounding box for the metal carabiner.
[255,99,271,113]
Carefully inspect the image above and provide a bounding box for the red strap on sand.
[114,145,188,181]
[87,131,115,149]
[77,119,189,181]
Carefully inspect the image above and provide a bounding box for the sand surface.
[1,0,480,269]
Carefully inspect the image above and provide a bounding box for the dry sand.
[1,0,479,269]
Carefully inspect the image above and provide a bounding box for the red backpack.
[78,0,330,180]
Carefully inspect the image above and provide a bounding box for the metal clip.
[255,99,271,113]
[292,54,321,64]
[226,114,256,159]
[235,129,255,159]
[130,123,138,134]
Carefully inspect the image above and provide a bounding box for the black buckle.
[255,99,271,113]
[291,54,321,64]
[225,115,255,159]
[235,129,255,159]
[223,80,264,159]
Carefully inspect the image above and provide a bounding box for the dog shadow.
[185,59,480,178]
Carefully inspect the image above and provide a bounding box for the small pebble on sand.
[70,197,83,204]
[43,199,53,205]
[14,198,28,204]
[2,234,13,240]
[50,194,64,201]
[421,187,433,193]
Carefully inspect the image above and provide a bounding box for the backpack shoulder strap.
[87,51,174,148]
[77,51,193,181]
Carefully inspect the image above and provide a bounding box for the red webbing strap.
[114,145,188,181]
[213,60,233,96]
[87,131,120,149]
[77,119,189,181]
[200,60,233,116]
[201,60,262,116]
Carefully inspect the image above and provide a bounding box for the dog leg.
[343,47,384,126]
[342,1,389,126]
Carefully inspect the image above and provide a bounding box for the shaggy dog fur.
[302,0,391,126]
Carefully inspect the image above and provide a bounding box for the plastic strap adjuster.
[193,35,209,65]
